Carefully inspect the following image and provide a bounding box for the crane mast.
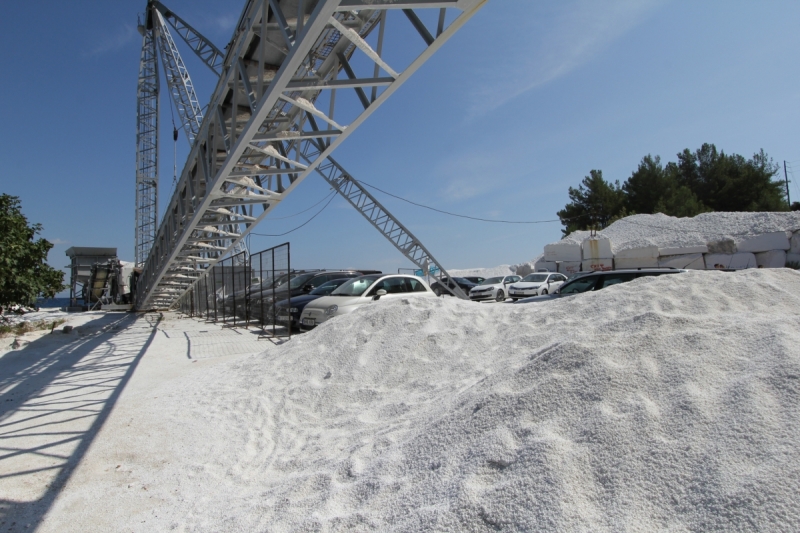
[134,19,159,267]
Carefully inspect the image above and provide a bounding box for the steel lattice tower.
[135,22,159,267]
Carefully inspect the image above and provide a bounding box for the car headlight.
[324,304,338,316]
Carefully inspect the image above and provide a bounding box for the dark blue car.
[274,278,354,330]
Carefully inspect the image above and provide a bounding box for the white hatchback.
[468,275,522,302]
[299,274,436,330]
[508,272,567,300]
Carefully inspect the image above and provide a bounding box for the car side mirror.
[373,289,387,301]
[303,284,313,292]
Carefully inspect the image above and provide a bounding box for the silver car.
[299,274,436,329]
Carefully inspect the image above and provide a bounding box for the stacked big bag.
[534,212,800,274]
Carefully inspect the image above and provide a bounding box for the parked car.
[462,276,486,285]
[468,275,522,302]
[513,268,685,303]
[218,269,317,321]
[508,272,568,300]
[274,278,355,330]
[299,274,436,330]
[429,276,477,296]
[250,270,368,322]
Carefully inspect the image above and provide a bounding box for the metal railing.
[176,243,291,338]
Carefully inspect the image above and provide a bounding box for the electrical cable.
[355,178,564,224]
[167,96,178,188]
[265,190,337,219]
[250,191,337,237]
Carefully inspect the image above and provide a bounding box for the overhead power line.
[356,178,563,224]
[250,191,337,237]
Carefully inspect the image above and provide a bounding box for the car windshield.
[483,277,504,285]
[310,278,350,296]
[330,275,381,296]
[559,276,598,294]
[521,274,548,283]
[287,273,317,289]
[269,272,300,290]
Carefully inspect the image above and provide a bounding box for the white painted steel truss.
[135,0,484,309]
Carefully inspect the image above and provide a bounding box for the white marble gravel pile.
[47,269,800,532]
[561,212,800,252]
[447,264,517,278]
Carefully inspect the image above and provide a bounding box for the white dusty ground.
[1,269,799,531]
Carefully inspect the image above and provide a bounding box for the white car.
[468,275,522,302]
[508,272,568,300]
[299,274,436,330]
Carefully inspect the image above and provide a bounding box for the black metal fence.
[176,242,291,338]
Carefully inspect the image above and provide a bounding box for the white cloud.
[436,151,508,201]
[86,24,139,57]
[466,0,664,117]
[213,13,238,33]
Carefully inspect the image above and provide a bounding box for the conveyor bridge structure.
[134,0,485,310]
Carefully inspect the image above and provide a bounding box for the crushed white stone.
[447,264,517,278]
[36,269,800,532]
[561,212,800,252]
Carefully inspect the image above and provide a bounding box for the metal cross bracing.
[135,0,485,310]
[151,1,225,76]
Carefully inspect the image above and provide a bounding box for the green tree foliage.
[625,154,708,218]
[558,144,789,234]
[556,170,626,235]
[0,194,65,310]
[672,145,785,212]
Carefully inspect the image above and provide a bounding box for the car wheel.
[434,288,442,296]
[495,290,505,302]
[541,289,548,295]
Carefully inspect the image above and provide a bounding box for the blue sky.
[3,1,800,295]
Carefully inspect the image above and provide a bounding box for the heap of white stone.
[536,212,800,274]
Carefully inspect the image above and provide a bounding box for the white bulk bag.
[543,242,582,262]
[736,232,790,253]
[755,250,787,269]
[582,237,613,260]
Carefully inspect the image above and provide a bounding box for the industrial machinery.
[65,247,136,310]
[134,0,485,310]
[86,259,136,310]
[65,247,118,309]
